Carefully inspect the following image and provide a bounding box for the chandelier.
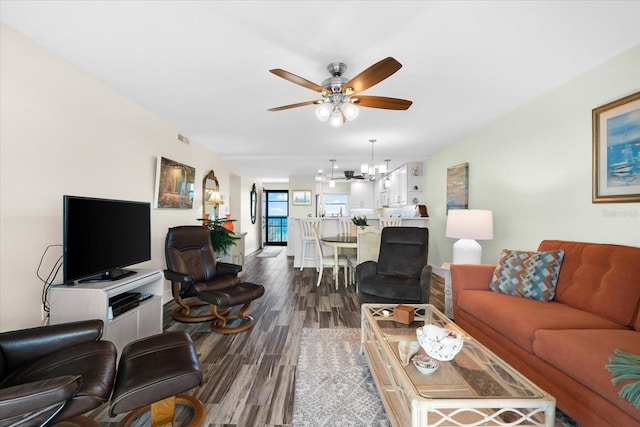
[360,139,388,180]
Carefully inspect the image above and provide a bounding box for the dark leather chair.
[0,319,117,426]
[356,227,431,305]
[164,225,243,323]
[0,321,205,427]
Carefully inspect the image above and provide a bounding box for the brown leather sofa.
[451,240,640,427]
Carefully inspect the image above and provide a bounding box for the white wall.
[425,44,640,266]
[0,24,258,331]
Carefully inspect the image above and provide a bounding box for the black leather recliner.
[164,225,243,323]
[356,227,431,305]
[0,320,205,426]
[0,320,116,426]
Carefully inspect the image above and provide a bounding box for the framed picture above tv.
[154,156,196,208]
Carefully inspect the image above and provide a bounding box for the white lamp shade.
[445,209,493,240]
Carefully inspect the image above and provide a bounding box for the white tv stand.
[49,269,163,354]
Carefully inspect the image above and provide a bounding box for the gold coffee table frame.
[360,304,556,426]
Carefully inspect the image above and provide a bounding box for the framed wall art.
[154,156,196,209]
[446,162,469,212]
[592,91,640,203]
[292,190,312,206]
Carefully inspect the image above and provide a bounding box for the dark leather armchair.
[165,225,243,323]
[0,319,116,426]
[356,227,431,305]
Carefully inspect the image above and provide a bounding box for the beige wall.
[425,44,640,266]
[0,24,259,331]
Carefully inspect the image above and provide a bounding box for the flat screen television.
[63,195,151,284]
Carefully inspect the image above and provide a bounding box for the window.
[322,193,348,216]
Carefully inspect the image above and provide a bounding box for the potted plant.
[199,217,240,255]
[352,215,368,229]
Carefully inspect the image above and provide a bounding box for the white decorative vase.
[416,325,463,361]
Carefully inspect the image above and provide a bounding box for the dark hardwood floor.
[91,248,445,426]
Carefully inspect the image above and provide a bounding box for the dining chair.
[379,216,402,229]
[348,226,382,287]
[338,217,355,236]
[311,224,350,289]
[299,218,323,271]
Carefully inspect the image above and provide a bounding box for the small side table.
[431,263,453,319]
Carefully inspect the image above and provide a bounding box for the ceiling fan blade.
[352,95,412,110]
[268,100,320,111]
[341,57,402,95]
[269,69,329,95]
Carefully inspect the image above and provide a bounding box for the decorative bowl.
[413,354,439,374]
[416,324,464,361]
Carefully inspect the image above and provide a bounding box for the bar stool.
[299,218,322,271]
[379,216,402,229]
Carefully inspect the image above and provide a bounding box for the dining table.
[320,235,357,283]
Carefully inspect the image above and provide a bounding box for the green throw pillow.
[489,249,565,302]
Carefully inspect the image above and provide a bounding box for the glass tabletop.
[363,304,543,400]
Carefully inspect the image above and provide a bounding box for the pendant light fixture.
[360,139,387,180]
[329,159,336,187]
[384,159,392,188]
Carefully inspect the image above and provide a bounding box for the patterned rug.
[293,328,580,427]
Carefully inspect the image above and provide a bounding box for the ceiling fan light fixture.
[315,103,332,121]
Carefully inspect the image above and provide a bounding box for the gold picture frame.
[292,190,312,205]
[592,91,640,203]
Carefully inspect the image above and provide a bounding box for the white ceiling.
[2,1,639,182]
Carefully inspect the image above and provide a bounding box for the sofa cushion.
[457,290,626,352]
[538,240,640,328]
[489,249,564,302]
[533,329,640,419]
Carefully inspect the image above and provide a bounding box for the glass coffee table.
[361,304,555,426]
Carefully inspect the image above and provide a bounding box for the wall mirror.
[203,170,221,220]
[250,183,257,224]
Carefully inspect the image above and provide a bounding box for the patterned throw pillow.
[489,249,565,302]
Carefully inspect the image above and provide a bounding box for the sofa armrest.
[0,375,81,424]
[216,262,243,275]
[450,264,496,319]
[0,320,103,372]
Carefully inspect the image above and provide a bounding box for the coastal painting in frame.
[593,91,640,203]
[292,190,312,206]
[447,162,469,212]
[154,156,196,209]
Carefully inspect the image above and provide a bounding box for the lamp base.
[452,239,482,264]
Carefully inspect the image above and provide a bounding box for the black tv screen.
[63,195,151,284]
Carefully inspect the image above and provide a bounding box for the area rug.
[293,328,580,427]
[257,246,283,257]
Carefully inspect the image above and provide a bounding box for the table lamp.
[445,209,493,264]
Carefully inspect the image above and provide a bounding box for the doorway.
[264,190,288,246]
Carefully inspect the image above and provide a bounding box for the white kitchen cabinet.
[350,181,374,208]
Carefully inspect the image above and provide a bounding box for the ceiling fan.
[268,57,412,127]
